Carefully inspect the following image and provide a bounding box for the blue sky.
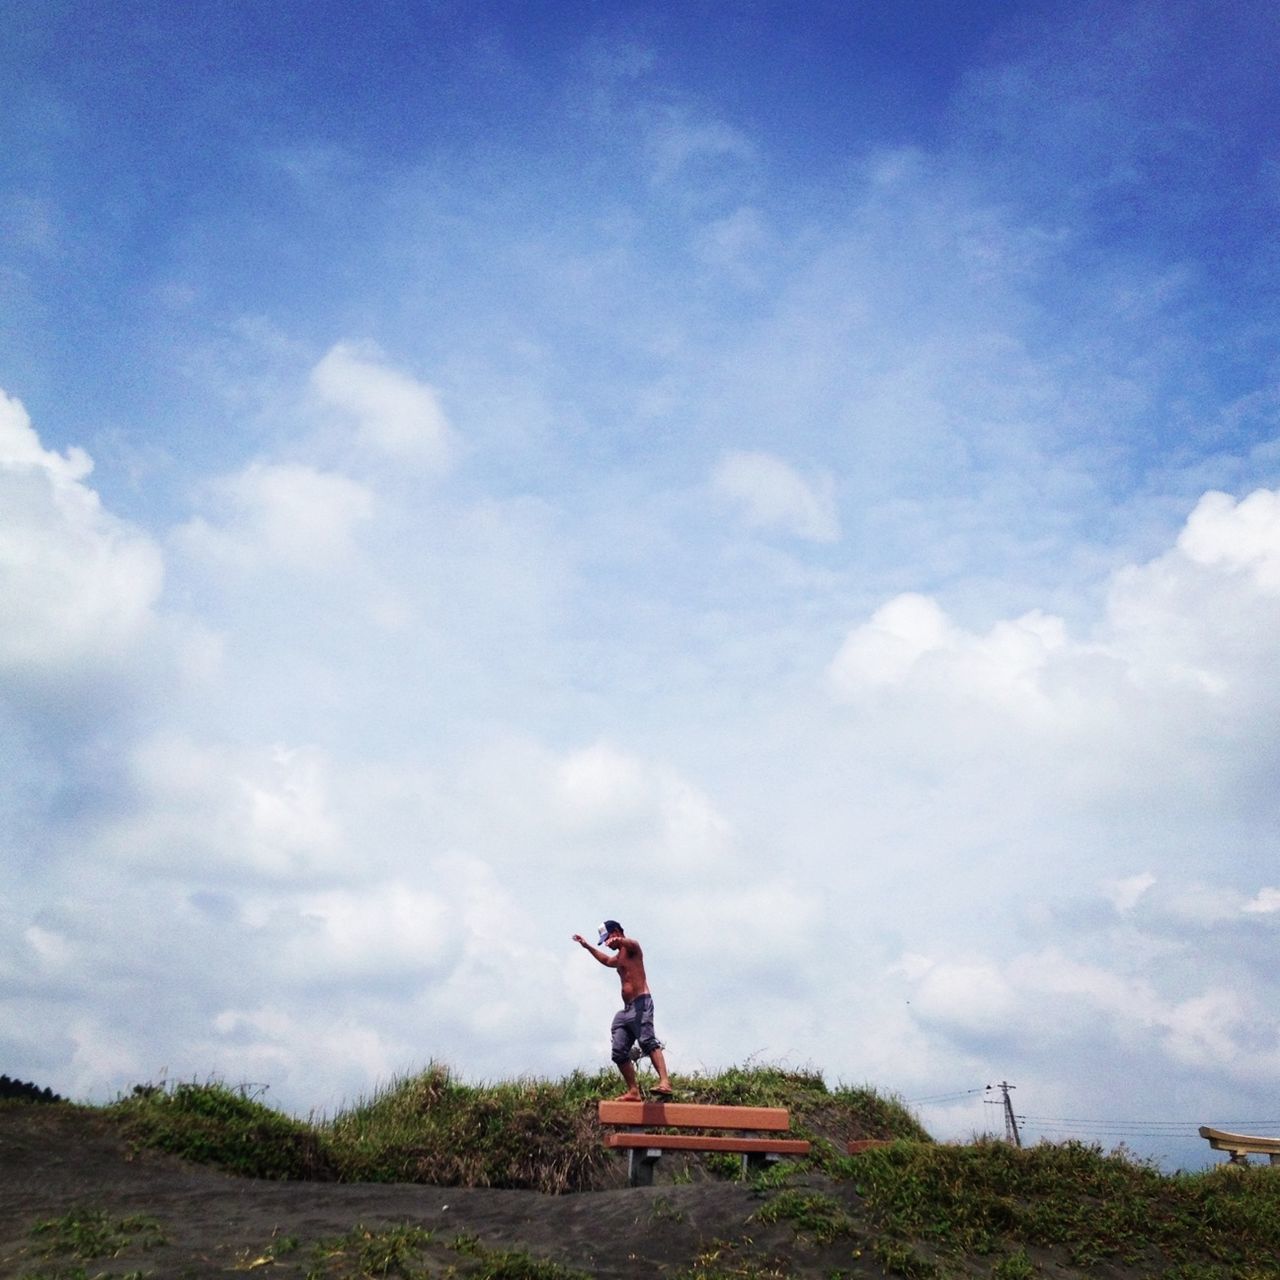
[3,0,1280,1170]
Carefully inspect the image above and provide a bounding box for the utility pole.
[999,1081,1021,1147]
[984,1081,1022,1147]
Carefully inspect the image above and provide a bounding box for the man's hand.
[572,934,587,946]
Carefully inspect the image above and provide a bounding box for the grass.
[19,1208,165,1280]
[843,1136,1280,1275]
[301,1222,590,1280]
[673,1239,793,1280]
[28,1208,166,1260]
[108,1080,333,1180]
[322,1063,614,1192]
[307,1223,437,1278]
[104,1062,918,1192]
[55,1062,1280,1277]
[748,1188,859,1244]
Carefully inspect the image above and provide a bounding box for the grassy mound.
[109,1081,336,1180]
[844,1137,1280,1277]
[106,1063,921,1192]
[324,1064,614,1191]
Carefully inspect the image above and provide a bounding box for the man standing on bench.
[573,920,674,1101]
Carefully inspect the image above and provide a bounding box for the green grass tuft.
[108,1080,333,1180]
[29,1208,166,1260]
[749,1188,859,1244]
[308,1222,435,1278]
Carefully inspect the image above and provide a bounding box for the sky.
[2,0,1279,1171]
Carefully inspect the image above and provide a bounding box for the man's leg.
[636,997,673,1094]
[615,1056,642,1101]
[647,1046,673,1094]
[611,1006,643,1100]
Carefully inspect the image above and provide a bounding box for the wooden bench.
[1199,1126,1280,1166]
[598,1100,811,1187]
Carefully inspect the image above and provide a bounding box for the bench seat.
[607,1132,812,1155]
[598,1099,811,1186]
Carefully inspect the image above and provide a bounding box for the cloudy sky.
[3,0,1279,1169]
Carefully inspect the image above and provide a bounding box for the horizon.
[3,0,1280,1176]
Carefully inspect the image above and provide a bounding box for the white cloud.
[905,955,1019,1039]
[830,487,1280,726]
[1177,488,1280,591]
[276,883,459,981]
[647,110,757,187]
[828,593,1070,720]
[112,737,346,880]
[311,343,454,470]
[692,206,770,285]
[177,460,374,573]
[1243,888,1280,915]
[555,741,647,827]
[0,388,163,679]
[1103,872,1157,913]
[712,449,840,542]
[828,593,957,691]
[553,741,731,872]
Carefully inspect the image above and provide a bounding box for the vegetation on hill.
[8,1063,1274,1277]
[843,1137,1280,1278]
[105,1062,921,1191]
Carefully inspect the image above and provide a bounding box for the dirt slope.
[0,1105,887,1279]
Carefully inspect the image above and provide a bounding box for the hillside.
[1,1066,1277,1279]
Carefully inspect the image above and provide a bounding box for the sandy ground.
[0,1106,883,1279]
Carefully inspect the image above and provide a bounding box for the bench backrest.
[598,1100,791,1130]
[1199,1126,1280,1155]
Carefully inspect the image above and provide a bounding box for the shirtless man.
[573,919,674,1100]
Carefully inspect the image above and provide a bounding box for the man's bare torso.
[613,939,650,1003]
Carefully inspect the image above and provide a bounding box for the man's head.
[598,919,624,947]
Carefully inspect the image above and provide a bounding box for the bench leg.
[628,1147,661,1187]
[744,1152,782,1178]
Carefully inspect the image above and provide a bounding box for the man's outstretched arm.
[572,934,618,966]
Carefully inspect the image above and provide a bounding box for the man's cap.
[598,920,624,944]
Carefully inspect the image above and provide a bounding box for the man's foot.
[615,1089,643,1101]
[650,1083,675,1099]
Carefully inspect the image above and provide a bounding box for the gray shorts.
[610,994,662,1063]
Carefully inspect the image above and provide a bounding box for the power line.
[907,1087,989,1105]
[1022,1115,1280,1127]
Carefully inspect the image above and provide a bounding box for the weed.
[651,1195,686,1224]
[747,1161,801,1194]
[870,1238,938,1278]
[234,1229,301,1270]
[20,1269,147,1280]
[705,1153,744,1181]
[307,1222,435,1278]
[29,1209,166,1260]
[673,1239,791,1280]
[991,1248,1035,1279]
[468,1249,590,1280]
[749,1190,858,1245]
